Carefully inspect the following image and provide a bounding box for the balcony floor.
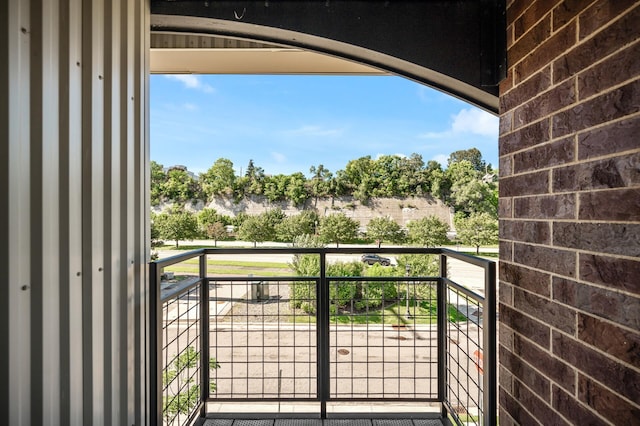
[204,419,445,426]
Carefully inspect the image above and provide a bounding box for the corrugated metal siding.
[0,1,149,425]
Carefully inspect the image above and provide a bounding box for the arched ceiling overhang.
[150,1,506,113]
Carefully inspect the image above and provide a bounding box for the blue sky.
[150,74,498,176]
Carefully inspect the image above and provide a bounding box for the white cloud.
[165,74,215,93]
[283,125,343,137]
[450,108,498,137]
[431,154,448,165]
[271,152,286,163]
[420,108,498,139]
[182,103,198,111]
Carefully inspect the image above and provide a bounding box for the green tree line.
[151,148,497,215]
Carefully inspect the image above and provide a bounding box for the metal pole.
[317,251,329,418]
[405,263,411,318]
[149,262,163,425]
[483,261,497,425]
[438,253,448,418]
[200,254,210,417]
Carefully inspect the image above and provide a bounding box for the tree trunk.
[175,240,179,248]
[476,245,480,255]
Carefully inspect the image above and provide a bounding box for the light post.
[405,263,412,319]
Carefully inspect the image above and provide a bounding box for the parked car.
[361,253,391,266]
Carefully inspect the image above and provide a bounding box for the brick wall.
[498,1,640,424]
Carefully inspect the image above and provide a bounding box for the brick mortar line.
[498,241,640,264]
[505,280,640,338]
[506,2,638,78]
[550,327,640,391]
[501,322,640,408]
[501,40,640,115]
[502,217,640,225]
[498,258,640,299]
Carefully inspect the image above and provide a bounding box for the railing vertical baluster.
[483,261,497,425]
[438,253,448,419]
[149,261,163,425]
[317,250,329,418]
[200,253,209,417]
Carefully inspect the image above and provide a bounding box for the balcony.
[150,248,496,426]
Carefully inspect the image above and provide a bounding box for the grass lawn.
[161,259,292,277]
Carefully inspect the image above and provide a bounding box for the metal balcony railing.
[150,248,496,426]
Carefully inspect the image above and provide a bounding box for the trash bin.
[251,281,269,301]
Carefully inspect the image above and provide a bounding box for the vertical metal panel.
[7,0,33,424]
[41,0,62,423]
[2,0,149,425]
[66,0,86,423]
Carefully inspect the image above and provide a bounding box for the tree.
[150,161,167,206]
[448,147,487,172]
[454,212,498,255]
[200,158,236,198]
[366,216,405,246]
[162,167,201,204]
[205,222,227,247]
[276,211,317,243]
[237,215,272,247]
[407,215,449,247]
[285,172,309,206]
[319,213,359,248]
[155,207,199,248]
[197,208,230,237]
[308,164,332,205]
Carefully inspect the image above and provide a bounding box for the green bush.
[358,263,398,309]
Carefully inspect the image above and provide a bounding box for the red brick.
[509,16,552,66]
[553,331,640,404]
[512,375,571,426]
[500,303,551,348]
[578,314,640,368]
[552,78,640,138]
[500,66,515,94]
[513,78,576,129]
[552,0,588,31]
[512,137,574,173]
[553,221,640,257]
[501,67,552,112]
[578,375,640,425]
[499,240,513,262]
[499,154,513,177]
[500,170,550,197]
[514,243,576,278]
[500,345,551,400]
[553,277,640,330]
[499,110,514,136]
[499,364,514,395]
[500,118,550,155]
[579,188,640,221]
[513,193,576,220]
[507,1,538,27]
[514,333,576,393]
[514,288,576,334]
[500,261,551,297]
[578,39,640,100]
[577,115,640,160]
[500,280,514,305]
[515,21,576,82]
[499,196,513,218]
[500,388,540,426]
[500,220,551,244]
[579,0,640,38]
[554,5,640,82]
[579,253,640,295]
[513,0,557,39]
[552,152,640,192]
[552,385,608,426]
